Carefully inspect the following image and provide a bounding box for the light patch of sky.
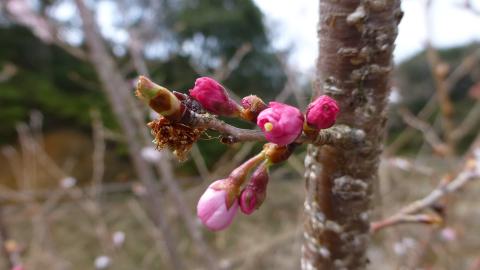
[50,0,128,47]
[95,1,128,44]
[49,0,480,69]
[254,0,480,72]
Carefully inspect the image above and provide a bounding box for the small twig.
[424,0,456,154]
[386,46,480,155]
[213,43,252,82]
[371,165,479,233]
[398,107,449,155]
[385,157,434,176]
[188,112,365,147]
[451,101,480,141]
[90,110,106,199]
[190,144,211,180]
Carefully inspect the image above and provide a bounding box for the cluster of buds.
[196,143,295,230]
[135,76,339,231]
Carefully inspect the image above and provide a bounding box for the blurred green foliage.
[0,26,115,143]
[0,0,286,169]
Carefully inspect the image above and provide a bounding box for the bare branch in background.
[398,107,449,155]
[371,160,479,233]
[373,131,480,233]
[386,46,480,155]
[213,42,252,82]
[126,24,221,270]
[73,1,184,268]
[5,0,88,60]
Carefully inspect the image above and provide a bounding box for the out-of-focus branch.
[426,45,456,153]
[126,27,221,270]
[90,110,106,198]
[451,101,480,141]
[398,107,449,155]
[386,46,480,155]
[213,43,252,82]
[5,0,88,60]
[73,1,184,269]
[371,156,480,233]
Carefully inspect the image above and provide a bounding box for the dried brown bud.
[148,116,204,161]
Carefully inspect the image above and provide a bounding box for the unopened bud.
[257,102,304,145]
[135,76,183,122]
[263,143,296,164]
[240,95,268,122]
[239,161,269,215]
[189,77,242,116]
[197,179,239,231]
[305,95,339,130]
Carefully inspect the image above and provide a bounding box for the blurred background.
[0,0,480,269]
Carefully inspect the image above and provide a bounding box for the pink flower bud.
[197,180,239,231]
[11,266,24,270]
[239,162,269,215]
[189,77,241,116]
[257,102,304,145]
[306,95,339,129]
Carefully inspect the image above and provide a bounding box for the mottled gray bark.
[302,0,402,269]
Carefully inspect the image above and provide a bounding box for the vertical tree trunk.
[302,1,402,269]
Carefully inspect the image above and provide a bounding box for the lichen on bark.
[302,0,402,269]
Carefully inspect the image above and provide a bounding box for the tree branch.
[371,160,480,233]
[187,112,365,147]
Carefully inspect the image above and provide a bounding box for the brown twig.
[386,46,480,155]
[398,107,449,155]
[74,1,184,269]
[213,43,252,82]
[371,163,479,233]
[126,27,221,270]
[451,101,480,141]
[188,112,365,147]
[426,45,456,153]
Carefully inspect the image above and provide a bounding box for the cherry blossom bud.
[306,95,339,130]
[60,176,76,189]
[189,77,241,116]
[440,227,457,242]
[11,265,24,270]
[239,162,269,215]
[240,95,268,122]
[112,231,126,247]
[136,76,184,122]
[257,102,304,145]
[197,180,239,231]
[94,255,111,269]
